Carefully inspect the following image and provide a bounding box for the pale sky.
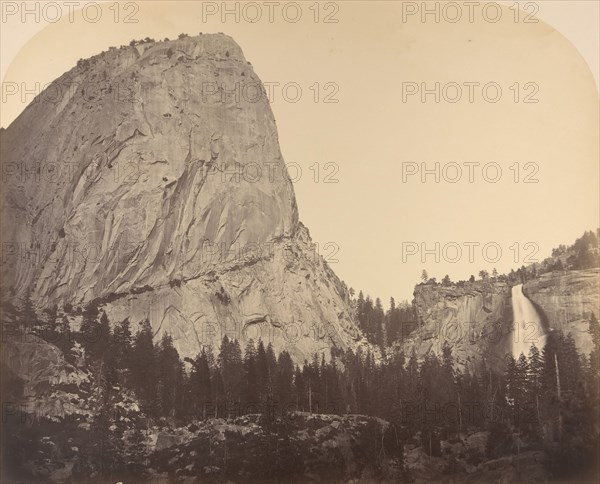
[1,1,599,303]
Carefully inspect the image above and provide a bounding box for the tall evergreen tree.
[156,333,184,418]
[275,351,294,413]
[256,340,270,405]
[131,319,157,415]
[242,339,259,410]
[79,303,100,358]
[373,298,385,349]
[188,348,212,419]
[96,311,111,360]
[20,288,38,330]
[218,336,244,417]
[113,318,133,371]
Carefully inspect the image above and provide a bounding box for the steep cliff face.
[407,269,599,370]
[101,222,366,362]
[523,268,599,356]
[407,281,513,371]
[1,34,367,361]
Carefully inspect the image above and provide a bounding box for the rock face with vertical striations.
[1,34,369,362]
[523,268,600,356]
[406,269,599,370]
[407,280,514,371]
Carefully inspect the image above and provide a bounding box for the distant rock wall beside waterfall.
[406,268,599,370]
[523,268,600,356]
[406,280,513,371]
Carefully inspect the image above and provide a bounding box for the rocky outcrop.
[101,222,370,362]
[1,34,366,362]
[149,412,402,482]
[405,432,548,484]
[406,281,513,371]
[1,336,89,418]
[523,268,599,356]
[406,269,599,370]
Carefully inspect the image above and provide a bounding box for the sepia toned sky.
[1,1,599,302]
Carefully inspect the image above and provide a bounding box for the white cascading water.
[511,284,546,358]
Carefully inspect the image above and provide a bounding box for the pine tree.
[113,318,133,371]
[218,336,243,418]
[212,367,225,418]
[265,342,277,403]
[20,288,38,330]
[242,339,259,410]
[356,291,367,335]
[527,344,544,431]
[295,363,309,411]
[256,340,270,405]
[356,290,365,312]
[439,341,458,432]
[79,303,100,358]
[189,348,212,419]
[386,297,399,344]
[126,424,147,474]
[41,305,59,342]
[131,319,157,415]
[326,352,343,415]
[55,314,74,357]
[504,354,529,430]
[373,298,385,349]
[405,349,419,429]
[83,356,125,479]
[275,351,294,413]
[308,353,323,413]
[515,353,530,431]
[539,329,598,476]
[528,345,544,392]
[156,333,184,418]
[96,311,111,360]
[90,401,124,477]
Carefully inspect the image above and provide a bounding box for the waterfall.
[511,284,546,358]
